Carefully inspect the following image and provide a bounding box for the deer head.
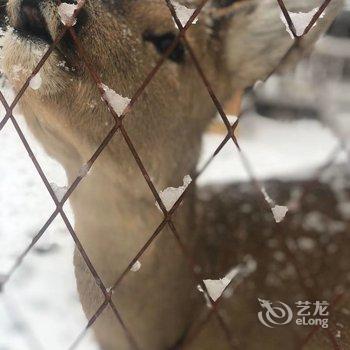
[1,0,343,349]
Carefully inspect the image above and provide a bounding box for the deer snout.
[8,0,52,43]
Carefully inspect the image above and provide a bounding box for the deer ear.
[219,0,344,88]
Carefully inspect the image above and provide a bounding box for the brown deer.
[2,1,348,349]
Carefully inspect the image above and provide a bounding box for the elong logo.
[258,299,329,329]
[258,299,293,328]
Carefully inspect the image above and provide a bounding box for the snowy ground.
[0,81,348,350]
[0,85,99,350]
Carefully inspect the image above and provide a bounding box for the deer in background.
[2,0,347,349]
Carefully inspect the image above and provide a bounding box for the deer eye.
[143,32,185,63]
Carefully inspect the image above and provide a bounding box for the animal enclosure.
[1,0,350,349]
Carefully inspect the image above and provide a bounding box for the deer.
[2,0,348,349]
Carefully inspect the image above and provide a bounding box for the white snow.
[0,85,99,349]
[261,188,273,206]
[101,84,130,116]
[130,261,141,272]
[202,278,230,302]
[197,114,339,185]
[262,188,289,223]
[280,8,325,38]
[58,3,79,27]
[226,114,238,126]
[156,175,192,211]
[297,237,316,251]
[198,257,257,303]
[50,183,68,202]
[196,285,212,307]
[339,202,350,220]
[271,205,289,223]
[78,163,90,178]
[302,211,346,234]
[303,211,325,233]
[29,73,42,90]
[171,1,198,27]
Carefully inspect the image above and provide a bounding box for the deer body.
[2,0,343,349]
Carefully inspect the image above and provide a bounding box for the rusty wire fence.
[0,0,350,349]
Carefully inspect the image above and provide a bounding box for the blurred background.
[1,3,350,350]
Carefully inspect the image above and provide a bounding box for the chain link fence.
[1,0,350,349]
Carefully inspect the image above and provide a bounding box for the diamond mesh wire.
[0,0,349,349]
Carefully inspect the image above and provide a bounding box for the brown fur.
[2,0,344,349]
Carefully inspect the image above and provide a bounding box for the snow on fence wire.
[0,0,348,349]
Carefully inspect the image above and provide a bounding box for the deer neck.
[18,81,216,283]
